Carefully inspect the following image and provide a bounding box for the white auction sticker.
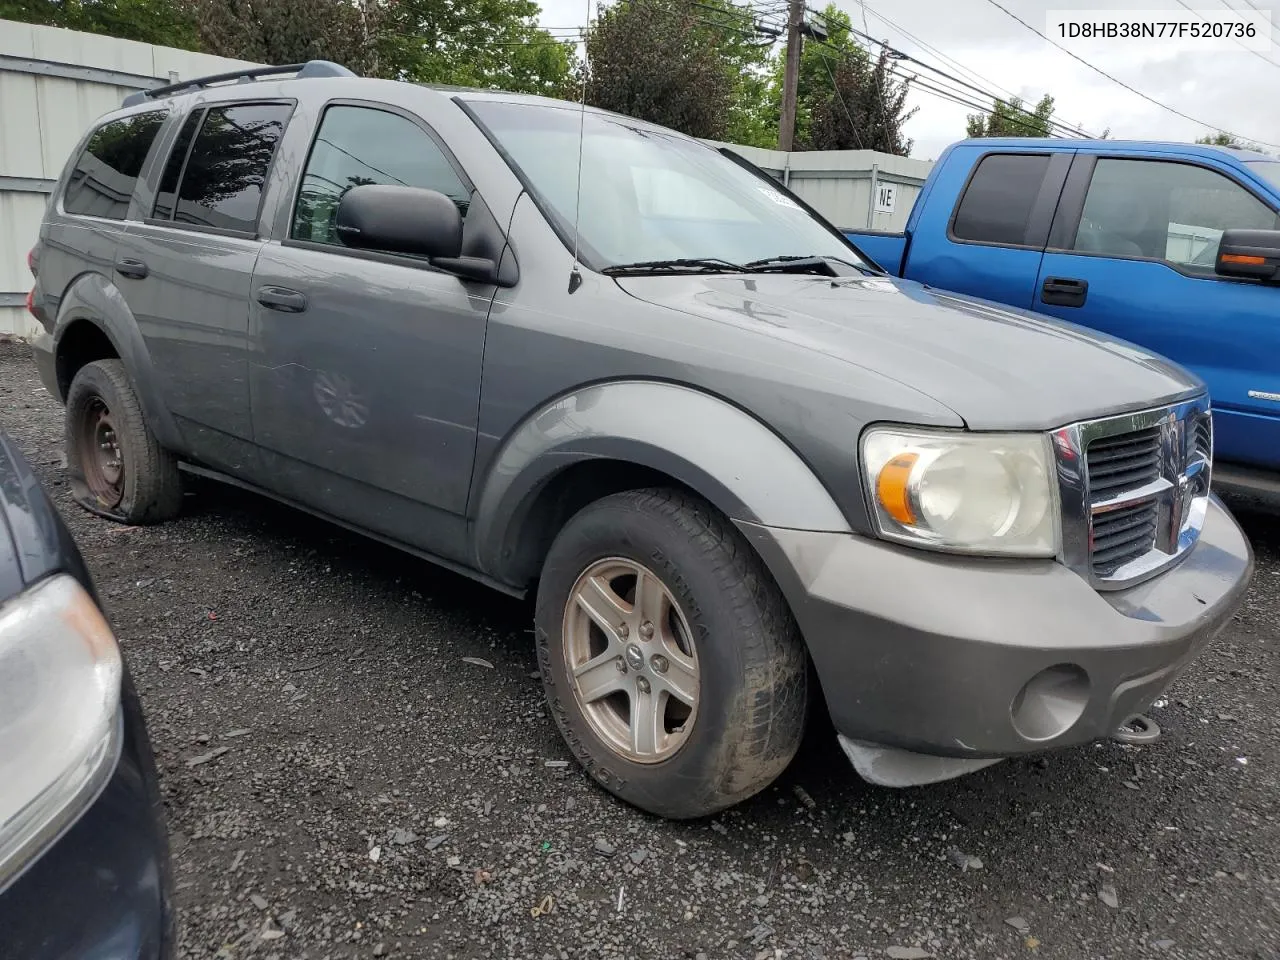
[1046,9,1272,53]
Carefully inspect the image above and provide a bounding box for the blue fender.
[472,380,851,580]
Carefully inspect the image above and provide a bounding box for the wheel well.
[56,320,118,399]
[509,459,701,590]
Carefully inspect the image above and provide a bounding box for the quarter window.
[155,103,293,233]
[951,153,1051,247]
[292,105,470,246]
[1072,158,1279,268]
[63,111,167,220]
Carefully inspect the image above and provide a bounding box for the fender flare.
[472,380,851,580]
[52,272,185,453]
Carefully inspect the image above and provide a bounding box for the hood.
[615,273,1203,430]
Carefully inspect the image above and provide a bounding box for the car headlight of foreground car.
[862,428,1060,557]
[0,574,122,892]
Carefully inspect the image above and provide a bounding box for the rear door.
[114,99,294,477]
[1033,153,1280,469]
[905,146,1072,308]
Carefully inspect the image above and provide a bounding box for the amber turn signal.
[876,452,919,525]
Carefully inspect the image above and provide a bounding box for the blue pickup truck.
[845,138,1280,491]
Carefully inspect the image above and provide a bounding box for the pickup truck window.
[1073,158,1278,269]
[467,99,871,270]
[951,153,1050,247]
[63,110,167,220]
[292,105,471,245]
[1246,160,1280,191]
[161,102,293,234]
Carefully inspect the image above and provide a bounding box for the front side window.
[63,111,167,220]
[161,103,293,233]
[1073,158,1279,268]
[1245,159,1280,192]
[466,100,871,270]
[951,153,1051,247]
[292,105,470,246]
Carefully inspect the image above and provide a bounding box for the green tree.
[1196,131,1242,147]
[0,0,198,48]
[806,45,915,154]
[584,0,737,140]
[966,94,1056,138]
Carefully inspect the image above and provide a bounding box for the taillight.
[25,289,36,318]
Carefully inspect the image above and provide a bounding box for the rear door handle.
[1041,276,1088,307]
[256,286,308,313]
[114,257,149,280]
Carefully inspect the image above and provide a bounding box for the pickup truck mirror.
[1215,228,1280,284]
[336,184,464,260]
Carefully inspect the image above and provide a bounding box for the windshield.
[469,99,875,272]
[1245,160,1280,192]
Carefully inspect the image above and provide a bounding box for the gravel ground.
[1,341,1278,960]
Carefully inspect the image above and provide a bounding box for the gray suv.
[25,61,1253,818]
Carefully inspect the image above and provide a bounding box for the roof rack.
[121,59,356,107]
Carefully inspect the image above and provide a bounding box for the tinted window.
[63,111,167,220]
[292,106,470,245]
[152,110,201,220]
[1073,159,1279,267]
[951,153,1050,246]
[172,103,292,233]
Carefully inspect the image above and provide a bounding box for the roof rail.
[122,59,356,107]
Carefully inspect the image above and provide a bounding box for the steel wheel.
[562,557,700,763]
[76,397,124,508]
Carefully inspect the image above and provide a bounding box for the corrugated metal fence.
[0,19,935,339]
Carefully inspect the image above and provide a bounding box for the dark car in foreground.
[0,429,173,959]
[24,60,1253,819]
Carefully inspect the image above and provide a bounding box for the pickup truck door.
[904,147,1072,308]
[1033,153,1280,470]
[247,99,495,562]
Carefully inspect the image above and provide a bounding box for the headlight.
[0,574,121,892]
[862,428,1060,556]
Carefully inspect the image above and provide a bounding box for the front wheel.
[535,488,808,819]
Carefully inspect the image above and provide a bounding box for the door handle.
[256,286,308,313]
[1041,276,1088,308]
[114,257,149,280]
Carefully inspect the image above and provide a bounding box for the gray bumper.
[29,330,59,401]
[739,495,1253,781]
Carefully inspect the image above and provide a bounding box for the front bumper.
[740,494,1253,784]
[0,675,174,959]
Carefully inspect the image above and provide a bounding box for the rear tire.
[65,359,182,524]
[535,488,808,819]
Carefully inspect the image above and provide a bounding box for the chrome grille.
[1054,398,1213,589]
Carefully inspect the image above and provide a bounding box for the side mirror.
[1215,228,1280,284]
[335,184,501,284]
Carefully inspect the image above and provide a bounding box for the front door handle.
[256,286,308,313]
[114,257,149,280]
[1041,276,1088,307]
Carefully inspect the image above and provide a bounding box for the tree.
[584,0,736,140]
[1,0,198,48]
[807,46,915,154]
[967,94,1055,138]
[1195,130,1268,154]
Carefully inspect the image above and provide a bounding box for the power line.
[815,50,865,148]
[977,0,1280,148]
[1169,0,1280,68]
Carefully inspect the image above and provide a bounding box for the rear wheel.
[535,488,808,819]
[65,360,182,524]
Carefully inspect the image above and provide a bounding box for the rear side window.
[152,110,201,220]
[951,153,1051,247]
[155,102,293,234]
[63,111,167,220]
[291,105,470,245]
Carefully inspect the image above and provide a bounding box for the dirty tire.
[535,487,808,819]
[65,359,182,524]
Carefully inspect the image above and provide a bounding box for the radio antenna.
[568,13,589,294]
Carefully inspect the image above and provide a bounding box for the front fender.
[54,272,184,453]
[472,380,851,578]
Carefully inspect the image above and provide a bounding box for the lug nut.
[650,654,668,673]
[618,622,629,637]
[615,657,627,673]
[639,621,654,639]
[636,676,651,694]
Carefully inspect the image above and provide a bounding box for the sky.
[532,0,1280,160]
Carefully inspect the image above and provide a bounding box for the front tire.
[535,488,808,819]
[65,359,182,524]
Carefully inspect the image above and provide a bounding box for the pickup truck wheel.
[535,488,807,819]
[65,360,182,524]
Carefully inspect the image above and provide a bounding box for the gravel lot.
[1,341,1278,960]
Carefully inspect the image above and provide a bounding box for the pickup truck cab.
[846,139,1280,492]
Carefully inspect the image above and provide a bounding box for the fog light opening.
[1010,664,1090,742]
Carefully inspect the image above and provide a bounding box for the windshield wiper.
[602,257,750,276]
[743,254,873,276]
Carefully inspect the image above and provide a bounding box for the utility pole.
[778,0,804,152]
